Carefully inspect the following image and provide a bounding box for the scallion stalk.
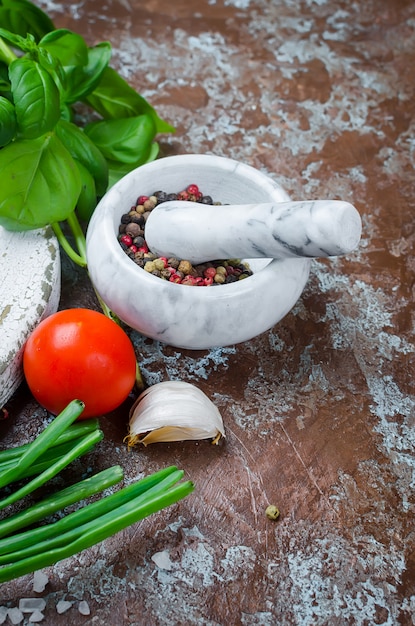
[0,400,85,491]
[0,466,124,540]
[0,466,180,555]
[0,476,193,583]
[0,419,99,464]
[0,428,102,510]
[0,469,187,563]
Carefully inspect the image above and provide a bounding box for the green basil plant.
[0,0,174,269]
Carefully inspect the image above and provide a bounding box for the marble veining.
[86,155,312,349]
[145,199,362,264]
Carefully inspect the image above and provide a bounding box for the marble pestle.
[144,199,362,264]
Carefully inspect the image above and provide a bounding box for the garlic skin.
[126,381,225,446]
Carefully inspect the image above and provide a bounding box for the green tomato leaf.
[85,66,175,134]
[55,119,109,196]
[0,0,54,42]
[0,95,16,146]
[0,132,82,231]
[84,114,157,164]
[9,57,61,139]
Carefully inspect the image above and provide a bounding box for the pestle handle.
[144,199,362,265]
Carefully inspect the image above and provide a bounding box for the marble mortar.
[86,155,346,349]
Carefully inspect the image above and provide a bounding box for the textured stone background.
[1,0,414,624]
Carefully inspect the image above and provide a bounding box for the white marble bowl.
[86,155,311,349]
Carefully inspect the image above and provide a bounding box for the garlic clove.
[126,381,225,446]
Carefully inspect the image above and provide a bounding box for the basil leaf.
[0,95,16,146]
[0,0,54,42]
[39,30,111,104]
[55,119,109,196]
[85,66,175,134]
[0,132,82,231]
[107,142,159,188]
[64,42,112,104]
[9,57,60,139]
[0,62,10,92]
[84,114,156,164]
[39,29,89,67]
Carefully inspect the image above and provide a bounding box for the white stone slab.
[0,226,61,407]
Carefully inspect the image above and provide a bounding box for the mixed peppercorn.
[117,184,253,286]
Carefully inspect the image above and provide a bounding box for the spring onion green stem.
[0,478,194,582]
[0,429,102,511]
[0,436,99,480]
[0,466,180,556]
[0,466,124,540]
[0,400,85,491]
[0,419,99,464]
[0,469,187,562]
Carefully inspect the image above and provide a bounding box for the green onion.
[0,466,180,554]
[0,428,103,510]
[0,399,85,490]
[0,400,194,583]
[0,468,189,563]
[0,419,99,464]
[0,466,124,540]
[0,436,99,480]
[0,476,193,583]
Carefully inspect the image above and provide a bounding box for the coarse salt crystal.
[56,600,73,614]
[151,550,174,571]
[18,599,46,613]
[0,607,8,625]
[27,609,44,623]
[7,607,24,625]
[78,600,90,616]
[32,571,49,593]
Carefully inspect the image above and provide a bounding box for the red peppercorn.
[159,257,168,268]
[137,195,149,205]
[186,184,199,195]
[120,234,133,247]
[204,267,216,279]
[129,245,138,253]
[137,243,149,253]
[177,190,189,201]
[169,273,182,283]
[204,277,213,286]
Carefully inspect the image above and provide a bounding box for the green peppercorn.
[178,259,193,275]
[153,258,166,271]
[144,261,156,272]
[265,505,280,520]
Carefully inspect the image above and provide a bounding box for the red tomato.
[23,308,137,418]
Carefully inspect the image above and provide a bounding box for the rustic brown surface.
[1,0,415,624]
